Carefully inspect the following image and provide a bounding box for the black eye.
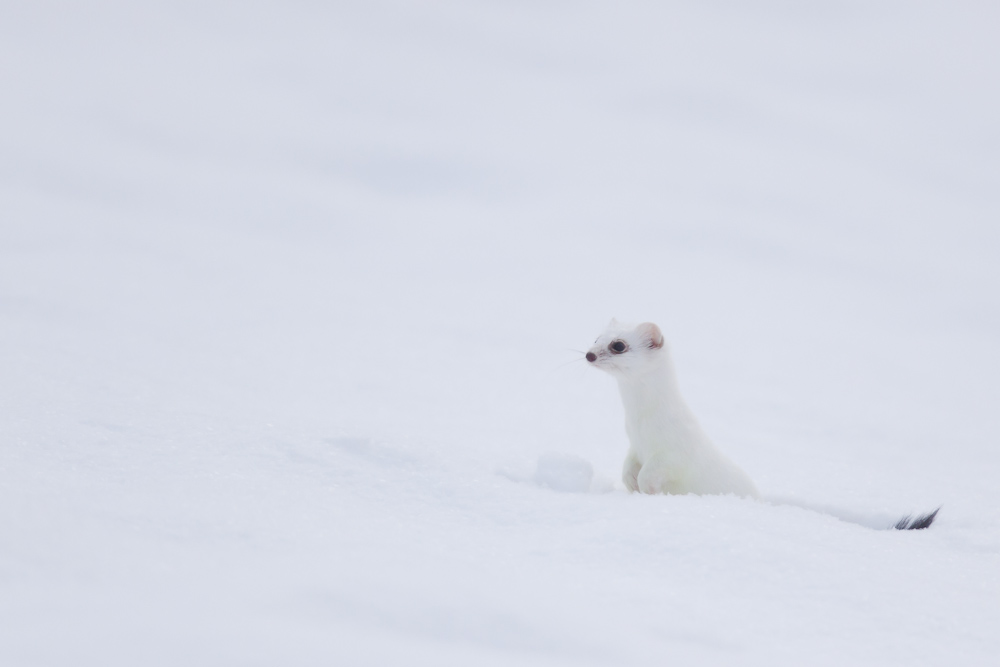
[609,340,627,354]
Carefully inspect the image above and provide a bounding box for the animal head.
[585,319,666,378]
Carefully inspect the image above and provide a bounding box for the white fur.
[586,319,759,498]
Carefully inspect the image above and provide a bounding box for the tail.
[764,496,943,531]
[893,507,941,530]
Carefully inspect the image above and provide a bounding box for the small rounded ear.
[636,322,664,349]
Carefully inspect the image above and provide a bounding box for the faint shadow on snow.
[501,459,931,530]
[499,462,930,530]
[497,452,616,494]
[321,437,421,467]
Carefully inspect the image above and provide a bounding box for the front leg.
[622,454,641,492]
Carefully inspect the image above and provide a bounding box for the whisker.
[552,357,584,372]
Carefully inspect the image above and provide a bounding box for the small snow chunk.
[533,453,594,493]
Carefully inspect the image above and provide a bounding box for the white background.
[2,2,998,665]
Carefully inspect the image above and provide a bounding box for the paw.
[636,467,668,495]
[637,477,663,494]
[622,459,641,492]
[622,468,639,492]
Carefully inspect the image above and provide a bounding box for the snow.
[2,1,999,665]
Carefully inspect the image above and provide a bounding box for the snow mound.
[532,452,616,494]
[496,453,615,493]
[533,452,593,492]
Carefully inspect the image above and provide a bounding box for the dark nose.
[586,352,597,362]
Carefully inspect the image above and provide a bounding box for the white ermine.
[585,319,940,529]
[586,319,758,498]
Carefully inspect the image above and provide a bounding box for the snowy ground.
[2,2,999,665]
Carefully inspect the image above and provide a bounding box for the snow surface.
[2,2,1000,665]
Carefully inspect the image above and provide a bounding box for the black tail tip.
[893,507,941,530]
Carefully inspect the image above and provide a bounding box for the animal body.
[586,319,758,497]
[585,319,938,529]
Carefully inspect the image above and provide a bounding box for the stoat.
[585,319,939,529]
[586,319,759,498]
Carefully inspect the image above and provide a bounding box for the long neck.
[616,354,704,450]
[617,355,684,417]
